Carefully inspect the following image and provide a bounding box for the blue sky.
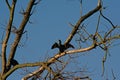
[0,0,120,80]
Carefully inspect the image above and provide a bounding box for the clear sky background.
[0,0,120,80]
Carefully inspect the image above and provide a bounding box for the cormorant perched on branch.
[10,59,19,66]
[51,40,74,52]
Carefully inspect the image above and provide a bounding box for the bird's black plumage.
[51,42,59,49]
[51,40,74,52]
[10,59,19,66]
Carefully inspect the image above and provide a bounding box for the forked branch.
[22,0,102,79]
[1,0,17,75]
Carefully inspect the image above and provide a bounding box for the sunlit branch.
[95,14,101,33]
[22,30,120,79]
[64,0,102,45]
[22,43,96,80]
[22,1,102,79]
[1,0,17,75]
[104,27,116,39]
[3,62,45,79]
[6,0,36,73]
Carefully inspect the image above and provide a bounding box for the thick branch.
[3,62,44,79]
[22,29,120,80]
[21,44,95,80]
[1,0,16,75]
[6,0,35,72]
[22,1,102,80]
[22,32,120,80]
[64,1,101,45]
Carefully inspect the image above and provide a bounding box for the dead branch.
[21,37,96,80]
[1,0,17,75]
[100,9,115,28]
[3,62,45,79]
[5,0,11,10]
[21,1,102,80]
[6,0,36,73]
[0,0,39,80]
[64,0,102,45]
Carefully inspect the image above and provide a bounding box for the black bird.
[51,40,74,52]
[10,59,19,66]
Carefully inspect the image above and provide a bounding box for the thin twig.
[100,10,115,28]
[5,0,11,10]
[64,2,102,45]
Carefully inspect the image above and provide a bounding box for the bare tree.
[0,0,119,80]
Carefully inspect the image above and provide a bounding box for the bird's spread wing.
[51,43,58,49]
[68,44,74,48]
